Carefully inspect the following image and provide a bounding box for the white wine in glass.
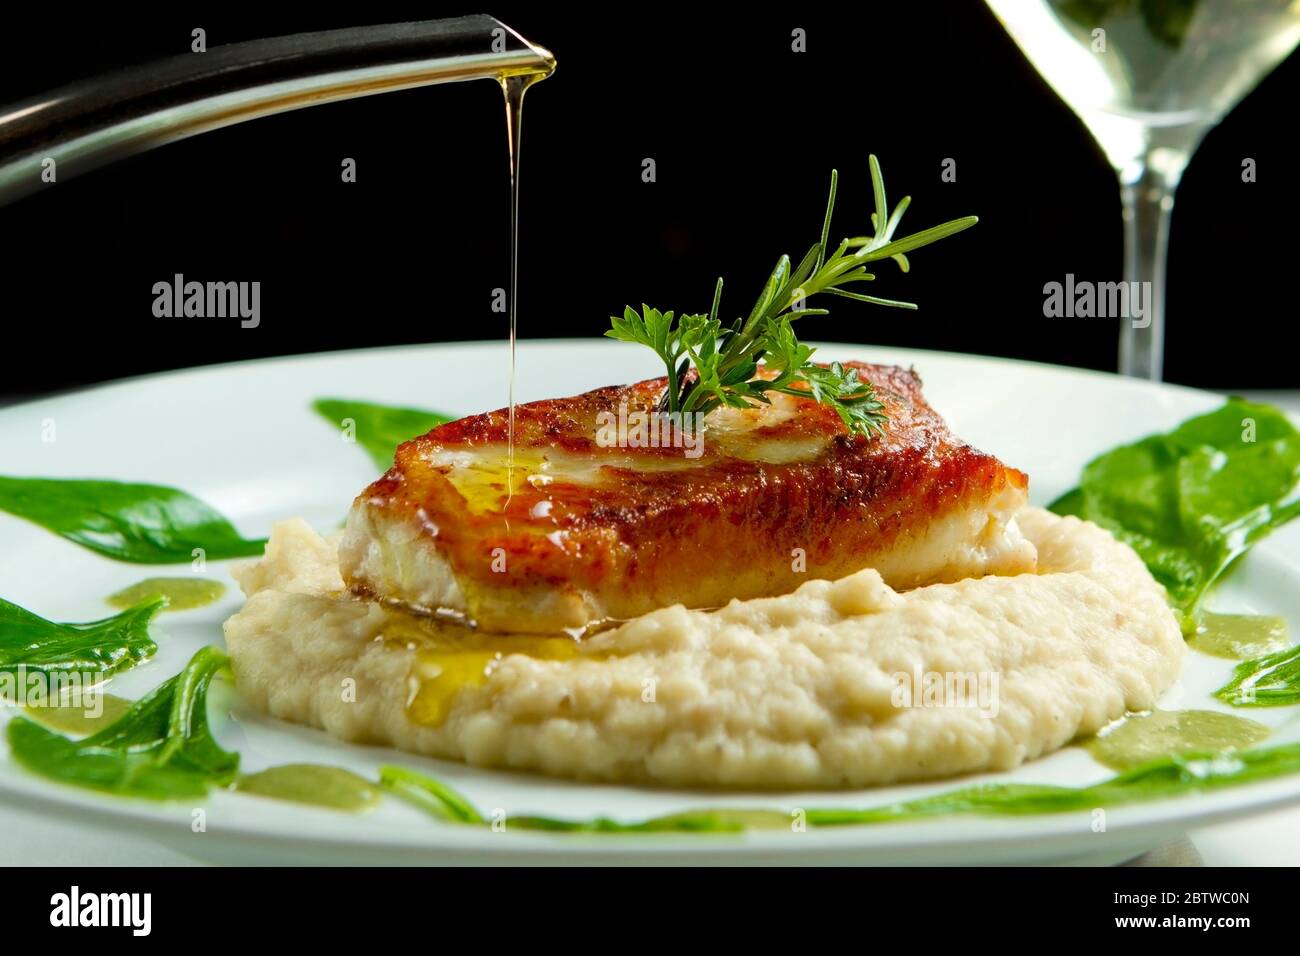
[986,0,1300,379]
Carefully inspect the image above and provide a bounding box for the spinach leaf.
[312,398,452,471]
[6,646,239,799]
[0,595,164,680]
[1215,644,1300,707]
[0,476,265,564]
[1050,400,1300,629]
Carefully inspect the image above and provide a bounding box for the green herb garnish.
[1215,644,1300,707]
[6,646,238,799]
[312,398,453,471]
[606,156,976,435]
[0,595,165,681]
[1050,399,1300,631]
[0,476,265,564]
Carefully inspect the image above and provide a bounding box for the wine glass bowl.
[986,0,1300,380]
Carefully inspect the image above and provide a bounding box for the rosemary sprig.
[605,155,977,436]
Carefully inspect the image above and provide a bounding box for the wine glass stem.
[1117,162,1177,381]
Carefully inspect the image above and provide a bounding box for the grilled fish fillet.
[340,362,1036,633]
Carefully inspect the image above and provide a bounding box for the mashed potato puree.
[223,508,1184,789]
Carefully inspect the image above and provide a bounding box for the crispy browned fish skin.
[343,362,1031,631]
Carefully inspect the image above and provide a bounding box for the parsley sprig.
[606,156,976,436]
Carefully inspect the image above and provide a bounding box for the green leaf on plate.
[1049,399,1300,630]
[0,595,165,680]
[6,646,239,800]
[312,399,453,472]
[0,476,266,564]
[1215,644,1300,707]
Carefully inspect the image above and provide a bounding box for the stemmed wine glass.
[986,0,1300,380]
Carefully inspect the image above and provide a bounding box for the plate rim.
[1,339,1297,861]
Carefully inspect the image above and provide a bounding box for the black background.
[6,867,1280,934]
[1,3,1296,396]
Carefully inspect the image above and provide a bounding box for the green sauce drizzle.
[383,735,1300,833]
[1190,612,1290,659]
[107,577,225,612]
[234,764,382,812]
[22,693,133,736]
[1086,709,1271,771]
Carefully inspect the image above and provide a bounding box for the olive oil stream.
[500,65,553,500]
[331,51,560,730]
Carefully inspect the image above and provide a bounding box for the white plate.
[1,341,1298,865]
